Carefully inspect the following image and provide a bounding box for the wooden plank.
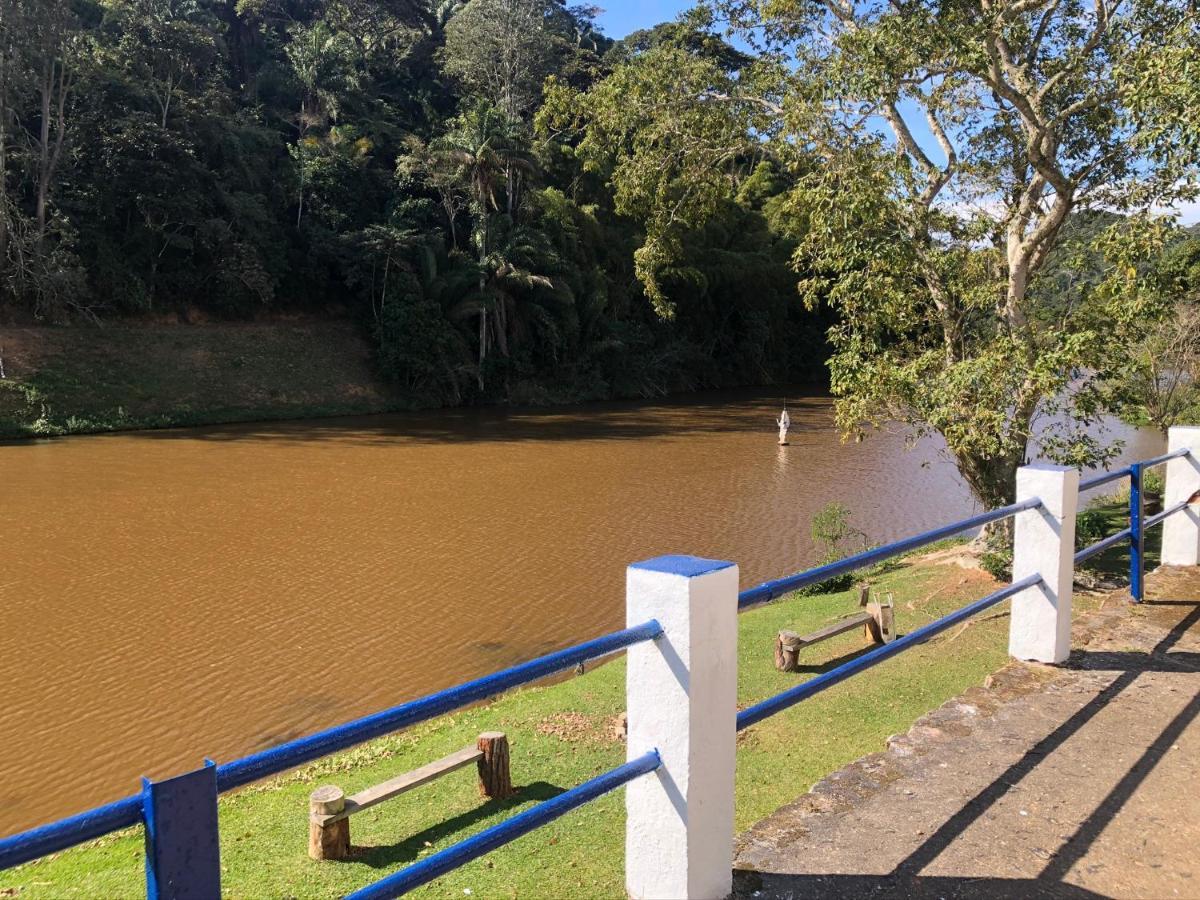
[312,746,483,826]
[780,611,873,649]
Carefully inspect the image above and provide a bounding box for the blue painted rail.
[0,621,663,876]
[737,498,1042,608]
[1075,448,1191,600]
[1,447,1195,899]
[737,573,1043,730]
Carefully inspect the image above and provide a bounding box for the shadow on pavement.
[736,600,1200,899]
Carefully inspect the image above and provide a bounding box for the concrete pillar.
[625,555,739,900]
[1009,465,1078,664]
[1162,426,1200,567]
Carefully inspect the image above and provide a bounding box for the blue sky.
[595,2,691,38]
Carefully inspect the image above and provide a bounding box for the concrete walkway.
[734,567,1200,900]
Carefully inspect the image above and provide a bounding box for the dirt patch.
[535,712,626,745]
[920,543,989,570]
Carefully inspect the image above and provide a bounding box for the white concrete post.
[625,555,739,900]
[1162,426,1200,567]
[1009,465,1079,664]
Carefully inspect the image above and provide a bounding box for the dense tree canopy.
[0,0,1195,477]
[555,0,1200,508]
[0,0,827,405]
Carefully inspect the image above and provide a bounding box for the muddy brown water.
[0,389,1161,835]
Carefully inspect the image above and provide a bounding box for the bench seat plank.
[779,611,873,649]
[312,745,483,826]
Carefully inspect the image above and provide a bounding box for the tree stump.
[308,785,350,861]
[774,631,802,673]
[477,731,514,799]
[864,600,896,644]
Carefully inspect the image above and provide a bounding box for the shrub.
[796,502,867,596]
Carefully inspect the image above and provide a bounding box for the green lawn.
[1076,489,1162,583]
[0,557,1099,899]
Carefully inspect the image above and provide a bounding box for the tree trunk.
[477,308,487,390]
[36,61,51,242]
[955,446,1025,510]
[0,47,9,270]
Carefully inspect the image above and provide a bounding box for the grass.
[0,322,402,438]
[1076,489,1164,582]
[0,555,1106,899]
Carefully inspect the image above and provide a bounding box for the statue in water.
[777,406,790,446]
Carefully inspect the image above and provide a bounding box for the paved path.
[734,567,1200,899]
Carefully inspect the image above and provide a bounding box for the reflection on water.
[0,388,1160,833]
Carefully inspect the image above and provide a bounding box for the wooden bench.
[308,731,512,861]
[775,594,895,672]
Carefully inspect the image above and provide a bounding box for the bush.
[979,524,1014,580]
[796,502,867,596]
[1076,508,1110,551]
[0,380,47,437]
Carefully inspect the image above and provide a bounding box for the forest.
[0,0,827,406]
[1,0,1199,508]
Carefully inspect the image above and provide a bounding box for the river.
[0,388,1161,834]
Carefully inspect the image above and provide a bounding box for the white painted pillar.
[1162,426,1200,567]
[1009,464,1079,664]
[625,555,739,900]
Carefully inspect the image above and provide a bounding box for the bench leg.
[309,786,350,861]
[477,732,514,799]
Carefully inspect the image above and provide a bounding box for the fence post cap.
[1017,462,1077,474]
[628,555,735,578]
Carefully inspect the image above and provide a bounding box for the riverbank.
[0,321,402,438]
[0,553,1111,898]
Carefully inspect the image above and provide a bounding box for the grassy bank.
[0,555,1108,899]
[0,322,401,438]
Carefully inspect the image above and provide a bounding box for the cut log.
[775,630,802,672]
[309,785,350,861]
[865,599,896,644]
[477,731,514,799]
[857,583,871,607]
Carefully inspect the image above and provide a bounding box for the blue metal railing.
[0,621,664,879]
[2,447,1196,898]
[738,498,1042,609]
[738,448,1198,736]
[1075,448,1193,601]
[738,573,1043,730]
[348,751,662,899]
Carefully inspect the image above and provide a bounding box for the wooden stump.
[477,731,514,799]
[774,631,802,673]
[308,785,350,861]
[864,600,896,644]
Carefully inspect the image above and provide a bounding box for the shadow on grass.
[792,642,879,675]
[348,780,565,869]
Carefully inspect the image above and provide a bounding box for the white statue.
[777,407,790,445]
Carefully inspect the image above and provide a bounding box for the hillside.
[0,321,400,438]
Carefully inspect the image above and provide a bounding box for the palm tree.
[480,225,574,361]
[428,101,536,387]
